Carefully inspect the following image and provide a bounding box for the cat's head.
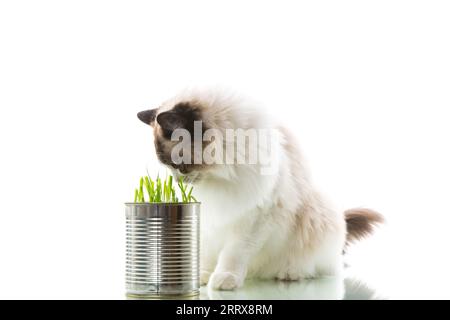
[137,98,213,184]
[138,89,278,183]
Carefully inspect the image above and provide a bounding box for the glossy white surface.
[199,276,380,300]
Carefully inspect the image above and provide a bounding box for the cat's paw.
[209,271,243,290]
[200,270,212,286]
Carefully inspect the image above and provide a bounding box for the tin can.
[125,202,200,298]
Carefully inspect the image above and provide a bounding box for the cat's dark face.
[138,101,209,182]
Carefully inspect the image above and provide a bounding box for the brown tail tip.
[345,208,384,247]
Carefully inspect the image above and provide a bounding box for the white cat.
[137,88,383,290]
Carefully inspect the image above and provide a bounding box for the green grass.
[133,174,196,203]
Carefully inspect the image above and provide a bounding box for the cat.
[137,88,384,291]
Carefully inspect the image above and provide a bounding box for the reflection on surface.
[200,276,380,300]
[343,278,381,300]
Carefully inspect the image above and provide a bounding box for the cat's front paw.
[209,271,243,290]
[200,270,212,286]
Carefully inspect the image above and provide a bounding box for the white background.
[0,1,449,299]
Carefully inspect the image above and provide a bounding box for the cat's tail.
[344,208,384,247]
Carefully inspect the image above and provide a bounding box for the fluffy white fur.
[158,88,347,290]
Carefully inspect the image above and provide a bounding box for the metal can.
[125,202,200,298]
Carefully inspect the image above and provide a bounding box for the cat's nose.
[178,165,189,174]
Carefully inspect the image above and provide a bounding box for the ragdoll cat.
[137,88,383,291]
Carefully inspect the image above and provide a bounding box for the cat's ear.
[137,108,158,126]
[156,111,186,133]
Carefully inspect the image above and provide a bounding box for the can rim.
[124,202,201,205]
